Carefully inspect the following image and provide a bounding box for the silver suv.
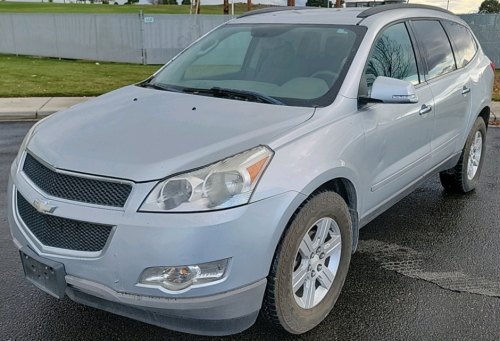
[8,4,494,336]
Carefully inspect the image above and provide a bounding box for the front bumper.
[66,276,266,336]
[8,159,305,335]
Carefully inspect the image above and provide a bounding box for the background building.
[345,0,406,7]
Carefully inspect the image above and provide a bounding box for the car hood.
[28,86,314,182]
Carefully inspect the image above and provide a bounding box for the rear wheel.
[439,117,487,193]
[261,191,352,334]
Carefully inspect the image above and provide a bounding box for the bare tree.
[366,35,414,83]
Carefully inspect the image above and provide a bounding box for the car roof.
[234,8,365,25]
[232,5,461,26]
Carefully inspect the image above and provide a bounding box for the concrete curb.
[0,97,91,121]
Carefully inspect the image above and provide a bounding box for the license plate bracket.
[20,247,67,299]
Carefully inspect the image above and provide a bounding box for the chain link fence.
[0,13,498,66]
[460,13,500,67]
[140,14,233,64]
[0,13,234,65]
[0,13,144,64]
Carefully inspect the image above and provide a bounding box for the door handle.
[419,104,432,116]
[462,86,471,95]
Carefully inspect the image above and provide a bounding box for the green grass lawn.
[0,2,272,14]
[0,54,160,97]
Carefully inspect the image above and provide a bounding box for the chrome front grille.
[22,153,132,208]
[16,192,113,252]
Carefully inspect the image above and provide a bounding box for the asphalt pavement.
[1,122,500,340]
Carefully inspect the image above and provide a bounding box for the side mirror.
[365,76,419,104]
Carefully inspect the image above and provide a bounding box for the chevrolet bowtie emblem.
[33,199,58,214]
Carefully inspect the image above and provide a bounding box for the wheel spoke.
[299,235,314,256]
[292,266,308,293]
[317,267,335,290]
[468,162,474,178]
[302,278,316,309]
[475,133,482,148]
[475,144,482,157]
[324,235,341,257]
[315,219,331,246]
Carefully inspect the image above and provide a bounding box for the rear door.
[410,20,472,169]
[441,20,480,139]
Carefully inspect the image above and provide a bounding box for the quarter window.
[412,20,456,80]
[442,21,477,68]
[365,23,419,94]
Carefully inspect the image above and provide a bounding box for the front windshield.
[149,24,364,107]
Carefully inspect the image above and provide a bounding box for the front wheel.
[439,117,487,193]
[260,191,352,334]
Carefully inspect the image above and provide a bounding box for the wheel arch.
[460,103,491,151]
[276,173,360,258]
[478,106,490,130]
[309,177,360,253]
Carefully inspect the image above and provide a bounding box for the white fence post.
[9,14,18,56]
[94,14,99,61]
[139,11,146,65]
[53,14,61,60]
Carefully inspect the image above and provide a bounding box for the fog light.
[139,258,230,292]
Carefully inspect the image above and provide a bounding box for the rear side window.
[364,22,419,94]
[442,21,477,68]
[411,20,456,80]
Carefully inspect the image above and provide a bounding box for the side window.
[364,23,419,94]
[412,20,456,80]
[442,21,477,68]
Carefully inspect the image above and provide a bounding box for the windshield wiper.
[138,82,182,93]
[182,87,284,105]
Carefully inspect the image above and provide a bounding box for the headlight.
[139,146,273,212]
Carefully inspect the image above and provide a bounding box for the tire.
[261,191,352,334]
[439,117,487,193]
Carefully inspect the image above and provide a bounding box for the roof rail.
[238,6,319,19]
[357,4,453,19]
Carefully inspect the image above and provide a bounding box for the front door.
[359,22,434,216]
